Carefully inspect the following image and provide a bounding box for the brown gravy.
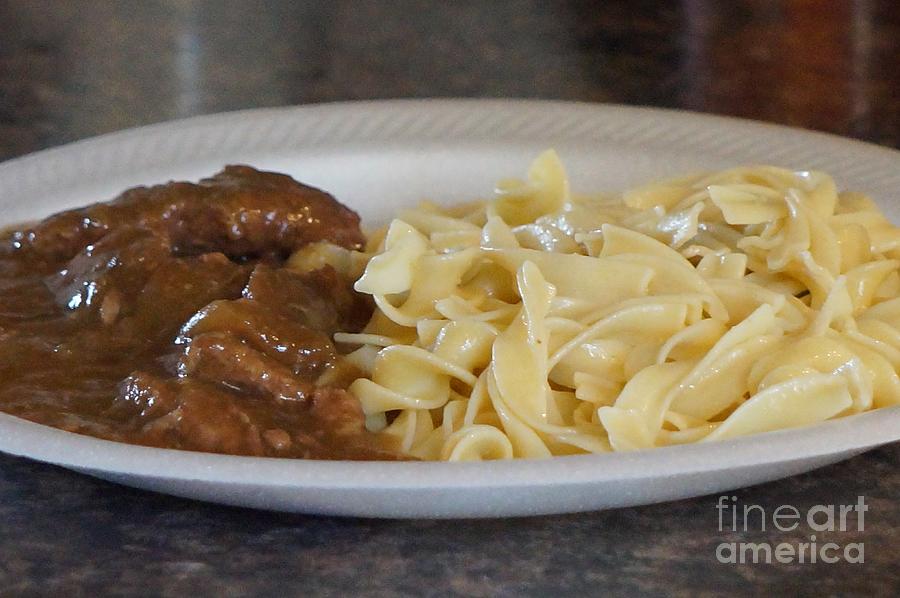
[0,166,402,460]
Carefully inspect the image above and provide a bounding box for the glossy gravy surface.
[0,166,401,459]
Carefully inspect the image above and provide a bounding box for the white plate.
[1,99,900,518]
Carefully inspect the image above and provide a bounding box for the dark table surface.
[1,1,899,595]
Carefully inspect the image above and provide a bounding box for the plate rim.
[4,98,900,164]
[3,99,900,199]
[1,407,898,489]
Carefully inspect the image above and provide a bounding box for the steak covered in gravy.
[0,166,400,459]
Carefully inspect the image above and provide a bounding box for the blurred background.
[1,0,898,162]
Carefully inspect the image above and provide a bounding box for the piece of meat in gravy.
[115,371,268,456]
[0,166,401,460]
[179,297,337,377]
[179,331,318,402]
[114,371,389,458]
[9,165,366,262]
[48,227,251,339]
[242,263,373,335]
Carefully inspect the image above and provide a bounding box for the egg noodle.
[329,151,900,460]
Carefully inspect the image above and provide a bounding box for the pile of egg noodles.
[333,151,900,460]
